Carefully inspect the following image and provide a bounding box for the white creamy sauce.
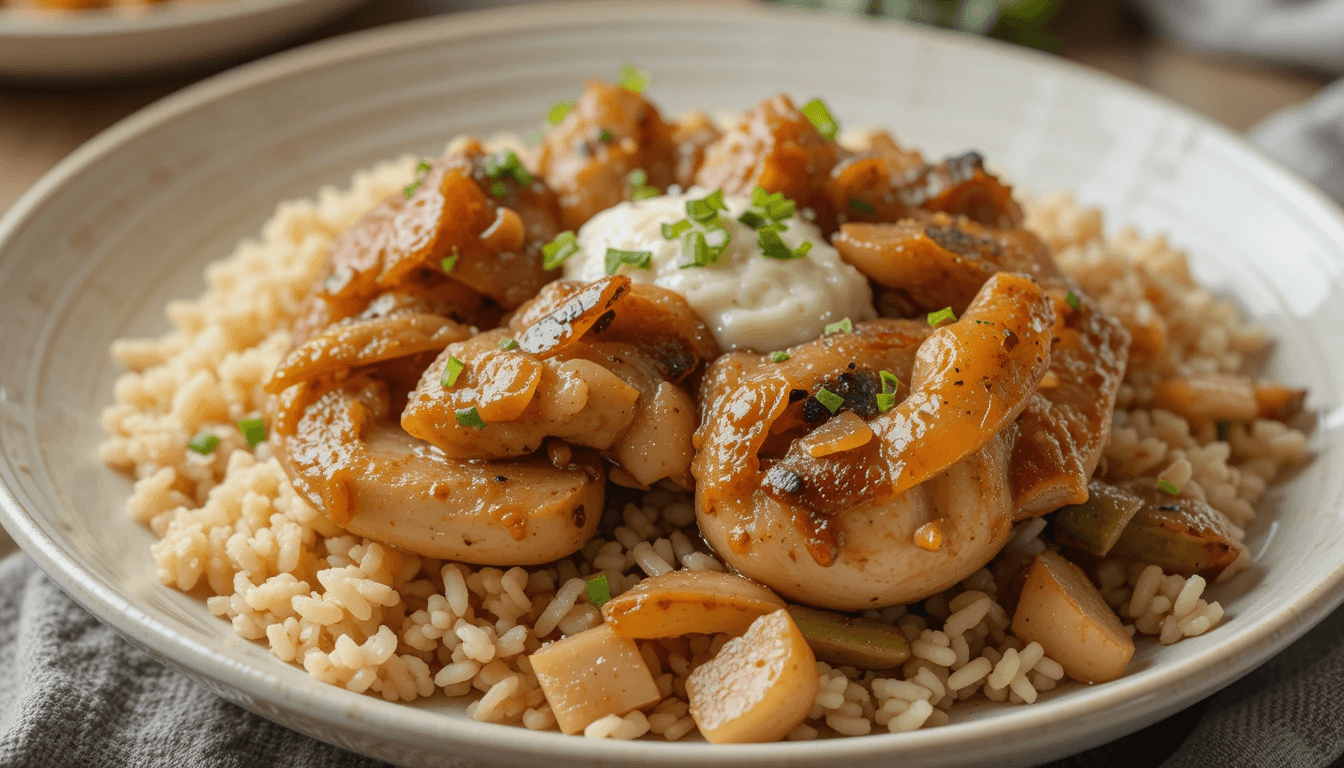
[564,190,875,352]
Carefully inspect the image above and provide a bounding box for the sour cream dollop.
[564,190,875,352]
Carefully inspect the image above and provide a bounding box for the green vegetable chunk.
[1109,480,1245,578]
[787,605,910,670]
[1051,480,1145,558]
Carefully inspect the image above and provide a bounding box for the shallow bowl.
[1,3,1342,766]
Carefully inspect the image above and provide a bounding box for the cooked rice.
[98,146,1309,739]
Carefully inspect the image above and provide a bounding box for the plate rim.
[2,2,1344,764]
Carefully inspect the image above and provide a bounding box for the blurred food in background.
[771,0,1061,50]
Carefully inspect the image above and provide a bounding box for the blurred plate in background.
[0,0,373,81]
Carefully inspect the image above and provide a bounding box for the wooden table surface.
[0,0,1332,551]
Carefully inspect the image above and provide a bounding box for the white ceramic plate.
[1,4,1342,766]
[0,0,371,80]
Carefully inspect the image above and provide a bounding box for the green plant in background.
[771,0,1062,52]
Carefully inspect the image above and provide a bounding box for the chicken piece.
[508,278,720,385]
[401,277,716,487]
[834,213,1058,315]
[694,94,843,230]
[896,151,1023,229]
[380,139,563,308]
[694,276,1052,608]
[824,130,926,226]
[266,311,469,393]
[537,80,679,230]
[670,111,724,189]
[835,214,1130,518]
[272,377,603,564]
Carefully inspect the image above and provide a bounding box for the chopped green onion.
[403,160,434,198]
[823,317,853,335]
[456,407,486,429]
[704,223,733,261]
[440,254,458,273]
[542,231,579,270]
[880,370,900,394]
[238,418,266,449]
[1158,480,1180,496]
[605,247,653,275]
[498,338,519,351]
[661,219,692,240]
[686,189,727,224]
[598,129,613,143]
[439,356,466,388]
[628,168,659,201]
[187,433,220,455]
[758,228,812,261]
[815,388,844,414]
[1065,290,1081,309]
[738,210,768,229]
[546,100,574,125]
[876,392,896,413]
[1216,420,1231,442]
[680,231,709,269]
[770,351,790,363]
[618,64,650,93]
[801,98,839,141]
[927,307,957,326]
[490,181,508,198]
[848,198,875,213]
[586,573,612,607]
[483,149,533,186]
[750,186,796,222]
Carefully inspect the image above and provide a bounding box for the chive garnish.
[1158,480,1180,496]
[605,247,653,275]
[483,149,532,184]
[499,338,519,351]
[586,573,612,607]
[680,231,710,269]
[801,98,838,141]
[238,418,266,449]
[542,231,579,269]
[686,189,728,224]
[628,168,659,201]
[759,228,812,261]
[1216,420,1231,442]
[661,219,692,240]
[770,351,790,363]
[598,129,613,144]
[877,370,900,413]
[547,100,574,125]
[848,198,875,213]
[815,388,844,414]
[823,317,853,335]
[441,254,458,273]
[1065,291,1081,309]
[403,160,433,198]
[187,433,220,455]
[439,356,466,388]
[490,181,508,198]
[618,64,650,93]
[927,307,957,326]
[737,210,768,229]
[456,407,486,429]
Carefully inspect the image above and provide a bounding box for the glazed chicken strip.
[537,80,680,231]
[694,94,843,231]
[401,276,718,487]
[273,377,603,564]
[693,312,1030,608]
[379,138,563,308]
[835,214,1130,518]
